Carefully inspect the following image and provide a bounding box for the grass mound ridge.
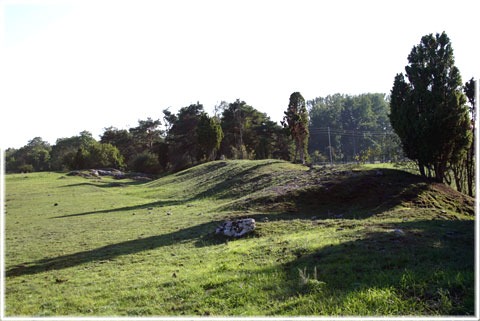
[172,162,474,217]
[144,159,307,201]
[4,160,475,316]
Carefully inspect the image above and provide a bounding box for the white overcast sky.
[1,0,479,148]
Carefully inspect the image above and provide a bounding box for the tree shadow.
[8,210,322,278]
[271,219,475,315]
[184,161,286,200]
[173,161,230,178]
[227,168,473,219]
[60,180,151,188]
[6,219,229,278]
[50,199,185,219]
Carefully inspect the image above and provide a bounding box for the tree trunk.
[466,137,474,196]
[294,140,299,163]
[299,140,305,165]
[434,164,445,183]
[418,162,426,177]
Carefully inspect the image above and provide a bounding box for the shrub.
[17,164,34,173]
[132,151,161,174]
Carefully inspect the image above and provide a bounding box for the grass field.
[4,160,475,316]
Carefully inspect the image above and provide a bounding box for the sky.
[1,0,479,149]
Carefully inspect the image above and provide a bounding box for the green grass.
[4,160,475,316]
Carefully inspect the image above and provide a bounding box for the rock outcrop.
[215,218,255,237]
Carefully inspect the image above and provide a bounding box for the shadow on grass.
[9,210,313,277]
[159,160,287,200]
[50,199,185,219]
[188,161,286,200]
[270,219,475,315]
[6,219,229,278]
[173,161,230,178]
[227,168,474,218]
[61,180,151,188]
[52,161,288,219]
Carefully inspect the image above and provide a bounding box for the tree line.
[5,93,400,174]
[5,32,475,197]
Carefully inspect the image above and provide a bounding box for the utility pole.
[328,126,333,164]
[353,130,356,160]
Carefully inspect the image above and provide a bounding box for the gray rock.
[131,176,152,181]
[394,229,404,235]
[98,170,114,176]
[215,218,255,237]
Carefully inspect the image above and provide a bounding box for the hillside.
[4,160,475,316]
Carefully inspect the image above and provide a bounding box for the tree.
[463,78,476,196]
[221,100,247,159]
[100,127,136,165]
[88,143,125,169]
[129,118,163,152]
[282,92,309,164]
[389,32,471,182]
[131,151,160,174]
[50,131,97,170]
[219,100,282,160]
[5,137,52,172]
[196,113,224,161]
[166,103,205,170]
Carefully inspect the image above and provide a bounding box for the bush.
[132,152,161,174]
[17,164,34,173]
[88,143,125,170]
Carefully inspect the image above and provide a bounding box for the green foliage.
[67,143,125,170]
[50,131,97,171]
[196,113,224,161]
[308,93,399,162]
[166,103,205,171]
[17,164,34,173]
[310,150,328,163]
[100,127,136,165]
[389,32,472,182]
[282,92,309,164]
[132,151,161,174]
[5,137,52,172]
[219,100,290,161]
[129,118,163,152]
[355,147,381,164]
[461,78,476,196]
[88,143,125,170]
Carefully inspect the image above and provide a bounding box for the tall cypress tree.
[282,92,309,164]
[389,32,472,182]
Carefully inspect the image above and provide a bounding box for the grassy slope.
[4,160,475,316]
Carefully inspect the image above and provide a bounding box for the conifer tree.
[196,113,224,161]
[282,92,309,164]
[389,32,471,182]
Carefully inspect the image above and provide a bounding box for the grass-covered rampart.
[4,160,475,316]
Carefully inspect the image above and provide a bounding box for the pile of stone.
[215,218,255,237]
[68,169,151,180]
